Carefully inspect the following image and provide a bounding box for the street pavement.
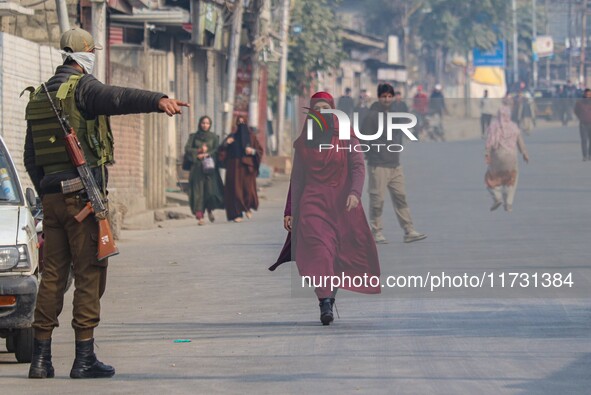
[1,122,591,394]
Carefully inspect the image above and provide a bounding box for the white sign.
[534,36,554,58]
[377,68,408,82]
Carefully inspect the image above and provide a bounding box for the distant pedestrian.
[337,87,355,119]
[512,91,535,135]
[270,91,380,326]
[554,85,571,126]
[485,105,529,212]
[184,115,224,225]
[412,85,429,138]
[523,91,536,132]
[480,90,494,138]
[355,89,370,125]
[574,88,591,161]
[218,117,263,222]
[412,85,429,115]
[429,83,447,117]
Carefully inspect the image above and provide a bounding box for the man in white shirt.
[480,90,495,138]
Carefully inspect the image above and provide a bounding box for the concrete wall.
[108,60,147,216]
[3,0,78,47]
[144,50,169,209]
[0,32,62,190]
[0,33,170,220]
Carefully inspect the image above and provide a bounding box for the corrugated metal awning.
[340,29,385,49]
[109,7,190,25]
[0,1,34,16]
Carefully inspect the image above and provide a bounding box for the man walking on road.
[363,84,426,244]
[480,89,494,138]
[23,28,188,379]
[337,87,355,119]
[574,88,591,161]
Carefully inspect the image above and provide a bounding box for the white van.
[0,135,39,362]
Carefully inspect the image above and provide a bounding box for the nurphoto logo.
[304,108,418,152]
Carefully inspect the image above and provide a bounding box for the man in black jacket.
[24,28,188,379]
[363,84,426,244]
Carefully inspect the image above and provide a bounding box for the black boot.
[70,339,115,379]
[28,338,55,379]
[319,298,335,326]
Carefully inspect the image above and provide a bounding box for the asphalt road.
[2,123,590,394]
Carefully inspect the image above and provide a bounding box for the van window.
[0,149,20,204]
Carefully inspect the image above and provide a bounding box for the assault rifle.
[42,83,119,261]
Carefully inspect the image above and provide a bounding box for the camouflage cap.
[60,28,103,52]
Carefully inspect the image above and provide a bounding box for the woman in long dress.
[184,115,224,225]
[485,105,529,212]
[270,92,381,325]
[219,117,263,222]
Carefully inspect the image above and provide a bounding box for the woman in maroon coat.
[270,92,381,325]
[219,117,263,222]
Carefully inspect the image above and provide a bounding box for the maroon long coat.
[220,131,263,221]
[270,128,381,297]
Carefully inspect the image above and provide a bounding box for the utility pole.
[402,1,423,95]
[532,0,538,89]
[568,0,573,82]
[55,0,70,33]
[248,0,267,133]
[512,0,519,88]
[277,0,290,156]
[581,0,588,86]
[91,0,107,83]
[545,0,550,83]
[403,2,409,94]
[224,1,244,136]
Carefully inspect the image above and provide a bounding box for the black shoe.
[319,298,335,326]
[28,338,55,379]
[70,339,115,379]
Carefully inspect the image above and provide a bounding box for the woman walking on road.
[485,105,529,212]
[218,117,263,222]
[185,115,224,225]
[270,92,381,326]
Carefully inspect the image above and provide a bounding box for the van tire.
[15,327,33,363]
[6,335,16,353]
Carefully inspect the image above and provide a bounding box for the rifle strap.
[101,163,107,197]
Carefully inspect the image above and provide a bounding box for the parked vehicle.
[533,89,554,120]
[0,135,39,363]
[423,112,446,142]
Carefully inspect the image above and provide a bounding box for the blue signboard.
[473,40,506,67]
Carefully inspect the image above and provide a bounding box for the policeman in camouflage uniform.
[23,28,188,379]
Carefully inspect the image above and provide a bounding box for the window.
[0,147,21,204]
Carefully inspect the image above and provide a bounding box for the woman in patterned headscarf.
[485,104,529,212]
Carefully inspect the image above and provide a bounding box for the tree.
[415,0,509,54]
[286,0,344,95]
[513,2,547,69]
[267,0,344,109]
[363,0,406,38]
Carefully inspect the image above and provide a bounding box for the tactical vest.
[25,74,114,174]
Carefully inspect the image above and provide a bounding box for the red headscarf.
[296,91,339,147]
[293,90,350,186]
[310,91,335,109]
